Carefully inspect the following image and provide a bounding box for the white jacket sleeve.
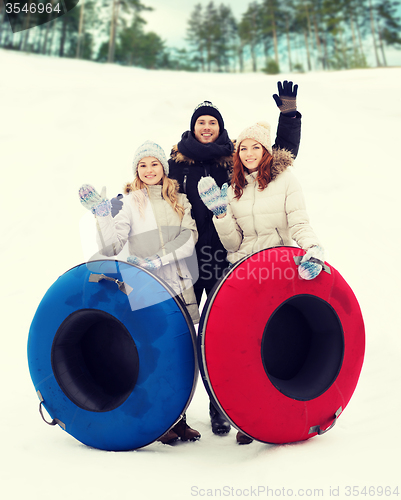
[212,200,243,253]
[95,200,131,257]
[159,196,198,265]
[285,172,321,250]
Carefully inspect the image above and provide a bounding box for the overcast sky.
[141,0,248,48]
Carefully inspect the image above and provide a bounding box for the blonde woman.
[79,140,200,444]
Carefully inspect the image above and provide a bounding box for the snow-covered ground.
[1,48,400,499]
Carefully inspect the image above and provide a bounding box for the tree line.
[185,0,401,72]
[0,0,400,72]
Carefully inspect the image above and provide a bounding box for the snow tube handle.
[308,407,342,435]
[88,273,133,296]
[37,391,66,430]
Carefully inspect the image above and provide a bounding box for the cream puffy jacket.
[213,148,320,264]
[95,184,200,324]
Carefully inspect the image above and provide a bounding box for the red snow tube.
[198,247,365,444]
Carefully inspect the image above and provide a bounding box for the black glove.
[111,193,123,218]
[272,81,298,117]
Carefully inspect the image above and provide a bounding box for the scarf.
[177,129,234,163]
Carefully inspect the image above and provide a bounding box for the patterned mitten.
[272,80,298,117]
[198,177,228,217]
[78,184,111,217]
[298,246,325,280]
[127,254,162,271]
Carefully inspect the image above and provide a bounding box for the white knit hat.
[133,141,169,177]
[236,121,272,155]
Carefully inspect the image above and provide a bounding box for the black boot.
[209,401,231,435]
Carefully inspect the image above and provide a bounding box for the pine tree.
[281,0,296,71]
[203,1,219,71]
[367,0,382,65]
[0,3,5,46]
[376,0,401,64]
[106,0,152,63]
[261,0,281,66]
[239,2,261,71]
[293,0,313,70]
[186,3,206,71]
[76,0,85,58]
[343,0,366,68]
[42,0,58,55]
[115,17,165,68]
[214,4,237,72]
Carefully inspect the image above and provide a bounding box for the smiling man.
[169,101,233,304]
[168,83,301,437]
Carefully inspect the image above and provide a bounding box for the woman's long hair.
[125,175,185,219]
[232,145,274,200]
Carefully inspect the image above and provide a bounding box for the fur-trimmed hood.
[124,181,134,195]
[266,146,295,182]
[170,143,294,179]
[170,143,234,170]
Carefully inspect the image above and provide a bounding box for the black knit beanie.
[190,101,224,135]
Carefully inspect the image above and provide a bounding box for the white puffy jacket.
[213,148,320,264]
[95,184,200,323]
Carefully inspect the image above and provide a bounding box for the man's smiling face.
[193,115,220,144]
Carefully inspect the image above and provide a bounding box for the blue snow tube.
[27,260,197,451]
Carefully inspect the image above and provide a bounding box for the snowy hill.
[1,48,401,499]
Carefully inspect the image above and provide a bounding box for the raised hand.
[78,184,111,217]
[198,177,228,217]
[272,80,298,117]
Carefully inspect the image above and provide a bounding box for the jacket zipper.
[275,228,284,246]
[182,166,189,195]
[251,179,258,253]
[149,195,166,257]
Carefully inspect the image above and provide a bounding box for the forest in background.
[0,0,400,72]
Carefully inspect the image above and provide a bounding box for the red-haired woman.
[198,122,324,443]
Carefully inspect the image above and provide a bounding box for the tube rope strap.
[88,273,133,295]
[308,407,342,435]
[37,391,66,430]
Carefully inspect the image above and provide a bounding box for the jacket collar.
[147,184,163,199]
[123,183,163,197]
[244,170,258,183]
[170,143,234,169]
